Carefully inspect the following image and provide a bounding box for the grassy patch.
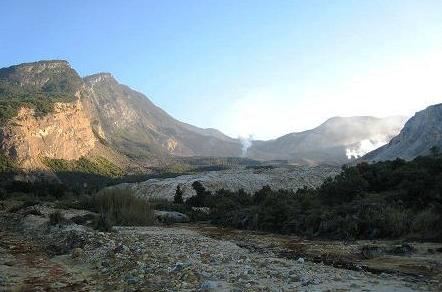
[43,156,123,177]
[0,152,15,172]
[92,188,154,227]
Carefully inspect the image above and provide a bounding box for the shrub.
[92,188,154,227]
[411,208,442,240]
[94,214,114,232]
[49,210,66,225]
[185,181,211,207]
[174,185,184,204]
[182,154,442,241]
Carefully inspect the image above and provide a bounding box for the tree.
[186,181,210,207]
[174,185,184,204]
[191,181,206,196]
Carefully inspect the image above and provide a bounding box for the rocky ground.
[109,166,341,200]
[1,201,441,291]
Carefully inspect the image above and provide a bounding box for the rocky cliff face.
[0,60,97,169]
[0,99,96,169]
[364,103,442,161]
[0,60,243,170]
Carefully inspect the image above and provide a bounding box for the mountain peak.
[84,72,116,84]
[0,60,72,76]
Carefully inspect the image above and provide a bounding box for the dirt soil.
[1,202,441,291]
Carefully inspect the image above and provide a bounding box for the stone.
[297,257,305,264]
[71,247,83,258]
[154,211,190,223]
[388,243,415,255]
[361,245,384,259]
[171,262,184,272]
[113,244,128,254]
[200,280,218,291]
[125,275,138,285]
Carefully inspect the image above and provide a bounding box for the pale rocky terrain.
[109,166,341,200]
[1,202,440,291]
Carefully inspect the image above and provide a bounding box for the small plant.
[174,185,184,204]
[94,214,114,232]
[49,210,66,226]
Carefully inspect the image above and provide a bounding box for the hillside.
[0,60,243,172]
[83,72,242,159]
[247,116,407,165]
[0,60,415,172]
[364,103,442,161]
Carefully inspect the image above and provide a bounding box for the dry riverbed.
[0,202,441,291]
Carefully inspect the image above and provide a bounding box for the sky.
[1,0,442,140]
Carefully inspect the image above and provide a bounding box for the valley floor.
[0,204,441,291]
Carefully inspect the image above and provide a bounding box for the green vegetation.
[43,156,123,178]
[173,185,184,204]
[178,154,442,241]
[40,156,124,194]
[0,63,81,124]
[49,210,66,225]
[0,152,15,172]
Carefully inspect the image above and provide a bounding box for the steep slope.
[247,116,408,165]
[83,73,242,159]
[0,60,415,170]
[0,60,97,169]
[364,103,442,161]
[0,60,244,170]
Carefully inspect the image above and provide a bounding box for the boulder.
[154,210,190,223]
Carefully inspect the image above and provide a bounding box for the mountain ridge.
[0,60,414,170]
[246,115,407,165]
[363,103,442,161]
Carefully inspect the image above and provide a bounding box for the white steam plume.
[346,139,388,159]
[239,135,253,157]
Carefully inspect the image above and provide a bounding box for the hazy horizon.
[1,0,441,140]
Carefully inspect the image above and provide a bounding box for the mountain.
[83,72,242,159]
[0,60,242,170]
[246,116,408,165]
[0,60,411,171]
[363,103,442,161]
[0,60,97,170]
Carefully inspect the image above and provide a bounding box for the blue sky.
[1,0,442,139]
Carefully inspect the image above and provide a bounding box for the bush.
[185,181,211,207]
[92,188,154,227]
[184,154,442,241]
[174,185,184,204]
[94,214,114,232]
[49,210,66,225]
[411,208,442,240]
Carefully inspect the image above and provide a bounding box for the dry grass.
[93,188,154,227]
